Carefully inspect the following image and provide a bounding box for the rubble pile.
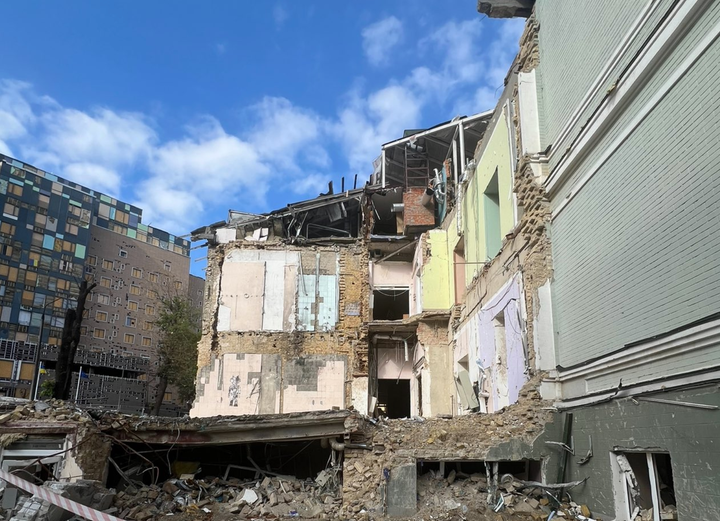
[417,472,604,521]
[114,470,342,520]
[341,379,559,516]
[0,480,114,521]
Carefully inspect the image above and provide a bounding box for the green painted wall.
[535,0,675,167]
[564,386,720,520]
[551,5,720,368]
[421,229,452,310]
[461,107,515,284]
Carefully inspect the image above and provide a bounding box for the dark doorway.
[377,379,410,418]
[372,289,409,320]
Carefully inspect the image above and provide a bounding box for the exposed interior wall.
[455,277,527,413]
[370,261,412,288]
[192,241,369,418]
[419,230,452,311]
[462,105,516,283]
[217,249,339,333]
[419,320,453,417]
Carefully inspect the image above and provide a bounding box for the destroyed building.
[0,0,719,520]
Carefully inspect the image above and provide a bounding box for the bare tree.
[54,279,96,400]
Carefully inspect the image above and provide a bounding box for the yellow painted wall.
[462,106,515,283]
[421,229,452,310]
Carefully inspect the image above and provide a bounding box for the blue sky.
[0,2,523,272]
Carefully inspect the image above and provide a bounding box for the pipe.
[321,438,345,451]
[381,149,386,188]
[458,122,466,170]
[452,138,458,189]
[373,335,409,362]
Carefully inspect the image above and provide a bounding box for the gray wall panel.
[551,33,720,367]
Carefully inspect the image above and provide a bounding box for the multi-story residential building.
[0,153,200,414]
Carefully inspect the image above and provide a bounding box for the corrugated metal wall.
[550,4,720,368]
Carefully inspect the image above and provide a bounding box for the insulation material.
[218,262,265,331]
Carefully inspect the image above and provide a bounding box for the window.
[372,288,410,320]
[0,222,15,236]
[125,316,136,327]
[96,311,108,322]
[93,328,106,339]
[18,310,31,326]
[142,321,153,331]
[145,304,155,316]
[97,294,110,305]
[127,301,139,311]
[142,337,152,347]
[483,170,502,259]
[65,222,78,235]
[613,452,676,521]
[174,281,183,290]
[132,267,142,279]
[7,183,22,196]
[38,194,50,209]
[130,284,141,296]
[119,249,128,258]
[147,289,158,299]
[102,259,113,270]
[59,260,73,274]
[148,272,158,283]
[163,262,171,271]
[123,333,135,344]
[3,203,19,218]
[87,255,97,266]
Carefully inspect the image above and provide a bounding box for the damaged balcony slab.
[106,410,354,446]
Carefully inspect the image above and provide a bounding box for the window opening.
[372,288,409,320]
[483,170,501,259]
[377,379,410,419]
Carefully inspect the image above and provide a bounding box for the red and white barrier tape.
[0,469,125,521]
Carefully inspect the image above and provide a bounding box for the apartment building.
[0,153,200,414]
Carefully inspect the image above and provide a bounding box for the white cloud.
[335,15,522,178]
[362,16,404,67]
[0,14,524,234]
[63,163,121,196]
[0,80,36,156]
[335,84,421,175]
[137,117,270,231]
[247,96,328,171]
[289,173,328,196]
[39,107,156,167]
[273,4,289,29]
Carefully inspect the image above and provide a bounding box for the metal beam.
[382,111,493,149]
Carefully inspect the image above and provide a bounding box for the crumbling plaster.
[192,240,370,418]
[454,13,553,407]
